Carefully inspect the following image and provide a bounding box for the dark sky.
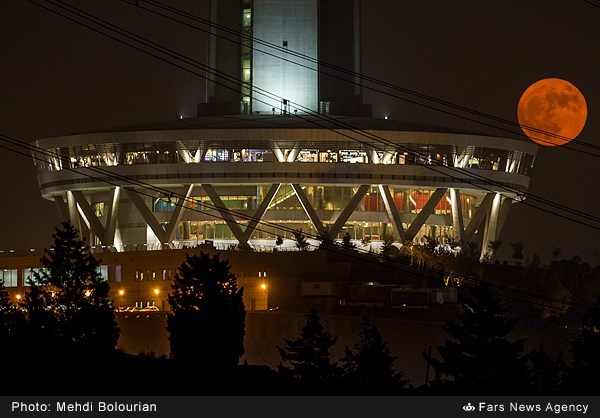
[1,0,599,263]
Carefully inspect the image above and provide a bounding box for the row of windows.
[34,143,534,176]
[1,266,109,288]
[150,186,478,218]
[135,269,171,282]
[168,220,455,243]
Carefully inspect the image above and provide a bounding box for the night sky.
[1,0,599,263]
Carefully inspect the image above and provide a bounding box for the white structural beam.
[202,184,246,244]
[379,185,406,242]
[462,192,495,243]
[291,183,327,236]
[329,185,370,238]
[66,191,82,233]
[123,188,168,244]
[242,184,281,243]
[480,193,502,260]
[286,145,301,162]
[72,191,107,245]
[405,188,447,241]
[54,195,70,222]
[163,185,194,245]
[450,188,464,241]
[104,187,121,246]
[272,145,286,162]
[496,197,513,238]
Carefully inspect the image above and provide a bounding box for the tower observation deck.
[31,1,537,258]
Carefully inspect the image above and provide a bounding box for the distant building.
[30,0,537,259]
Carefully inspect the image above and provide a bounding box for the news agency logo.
[463,403,476,412]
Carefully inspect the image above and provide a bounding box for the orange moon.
[517,78,587,146]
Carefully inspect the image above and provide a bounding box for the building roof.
[72,114,515,139]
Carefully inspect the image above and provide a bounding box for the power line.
[23,0,600,232]
[7,2,598,313]
[0,132,593,316]
[134,0,599,152]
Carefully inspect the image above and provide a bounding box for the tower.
[200,0,371,117]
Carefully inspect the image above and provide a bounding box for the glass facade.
[33,141,535,176]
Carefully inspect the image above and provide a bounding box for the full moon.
[517,78,587,146]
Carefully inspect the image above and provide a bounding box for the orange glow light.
[517,78,587,146]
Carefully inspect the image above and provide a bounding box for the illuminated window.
[96,265,109,282]
[0,269,17,287]
[22,268,45,286]
[242,9,251,27]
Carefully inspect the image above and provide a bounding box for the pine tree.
[167,252,245,372]
[278,309,339,385]
[424,281,528,394]
[342,316,406,388]
[21,221,119,357]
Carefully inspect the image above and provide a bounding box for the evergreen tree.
[564,296,600,394]
[342,316,405,388]
[167,252,245,372]
[21,221,119,357]
[278,309,339,385]
[424,281,528,394]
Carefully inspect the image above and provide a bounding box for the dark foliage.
[564,296,600,394]
[167,252,245,372]
[342,316,406,389]
[527,345,565,394]
[278,309,340,386]
[21,221,119,357]
[293,229,309,251]
[424,281,529,394]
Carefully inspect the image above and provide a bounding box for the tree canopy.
[167,252,245,372]
[342,316,405,389]
[278,309,339,385]
[21,221,119,357]
[424,281,528,394]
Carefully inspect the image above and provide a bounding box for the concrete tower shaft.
[200,0,370,117]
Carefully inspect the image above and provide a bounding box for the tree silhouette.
[342,316,406,389]
[275,235,284,248]
[527,345,565,395]
[341,232,356,251]
[21,221,119,357]
[564,296,600,394]
[510,242,524,266]
[293,229,309,251]
[278,309,339,385]
[167,252,245,372]
[424,281,528,394]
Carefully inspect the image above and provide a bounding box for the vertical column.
[480,193,502,260]
[450,188,464,242]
